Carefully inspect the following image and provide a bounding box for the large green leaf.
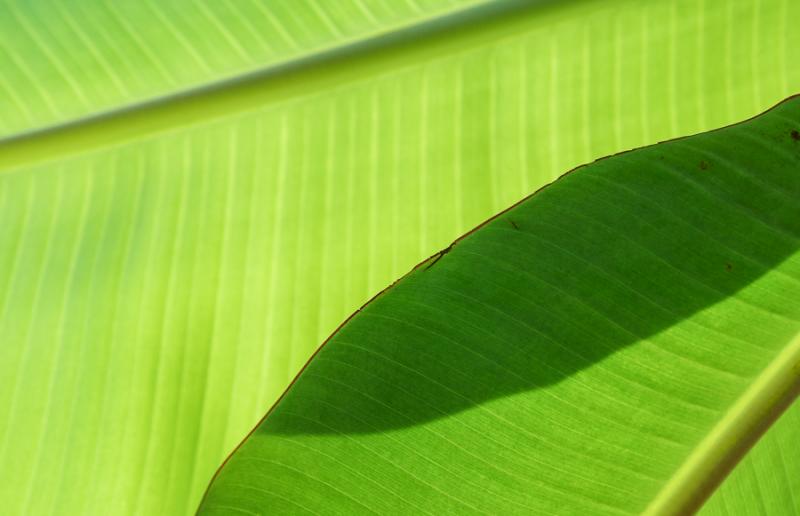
[201,98,800,514]
[0,0,798,514]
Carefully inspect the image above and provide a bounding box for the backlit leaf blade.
[200,97,800,515]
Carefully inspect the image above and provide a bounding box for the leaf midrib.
[646,331,800,515]
[0,0,594,173]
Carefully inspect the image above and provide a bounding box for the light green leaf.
[0,0,798,514]
[201,97,800,515]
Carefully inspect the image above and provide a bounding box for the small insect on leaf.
[425,244,454,271]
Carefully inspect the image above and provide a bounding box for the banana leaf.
[0,0,798,513]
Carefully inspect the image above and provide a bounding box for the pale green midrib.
[644,332,800,516]
[0,0,591,173]
[0,0,488,141]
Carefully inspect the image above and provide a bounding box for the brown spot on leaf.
[699,160,709,170]
[791,129,800,141]
[725,263,733,272]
